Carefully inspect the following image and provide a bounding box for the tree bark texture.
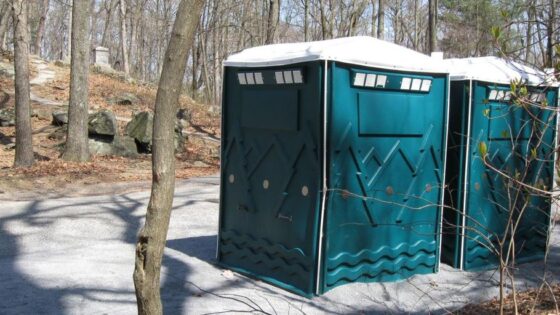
[265,0,279,44]
[377,0,384,39]
[33,0,49,56]
[132,0,204,314]
[63,0,90,162]
[0,1,11,50]
[11,0,34,168]
[428,0,437,52]
[118,0,129,75]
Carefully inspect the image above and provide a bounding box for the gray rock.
[0,62,14,78]
[88,137,114,156]
[47,127,66,141]
[52,111,68,125]
[126,111,185,153]
[0,108,15,127]
[4,143,15,151]
[88,135,138,158]
[107,92,139,105]
[33,108,53,121]
[112,136,139,158]
[126,111,153,152]
[88,110,118,136]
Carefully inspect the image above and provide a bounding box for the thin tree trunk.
[265,0,279,44]
[118,0,129,75]
[546,0,555,67]
[33,0,49,56]
[428,0,437,52]
[525,0,533,62]
[66,4,72,59]
[11,0,34,167]
[377,0,384,39]
[63,0,90,162]
[303,0,308,41]
[132,0,204,313]
[413,0,418,49]
[0,2,11,50]
[101,0,116,47]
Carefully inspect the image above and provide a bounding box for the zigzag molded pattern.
[220,229,312,279]
[325,240,437,287]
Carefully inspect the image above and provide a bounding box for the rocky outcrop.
[0,108,15,127]
[126,110,186,153]
[88,110,118,136]
[52,111,69,126]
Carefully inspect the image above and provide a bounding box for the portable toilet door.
[441,57,558,271]
[218,37,450,297]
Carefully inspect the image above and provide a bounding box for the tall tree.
[63,0,91,162]
[118,0,129,75]
[0,1,10,50]
[265,0,279,44]
[132,0,204,313]
[428,0,438,52]
[377,0,384,39]
[545,0,556,67]
[33,0,50,56]
[11,0,34,167]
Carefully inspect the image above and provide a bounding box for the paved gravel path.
[1,175,558,314]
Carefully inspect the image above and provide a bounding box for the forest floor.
[0,53,220,198]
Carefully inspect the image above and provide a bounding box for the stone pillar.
[92,46,109,66]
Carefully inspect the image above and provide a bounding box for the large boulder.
[88,110,118,136]
[88,135,138,158]
[126,111,153,151]
[52,111,68,125]
[0,108,15,127]
[126,111,185,153]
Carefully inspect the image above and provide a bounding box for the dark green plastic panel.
[443,80,557,270]
[442,81,470,267]
[218,62,323,296]
[321,63,448,292]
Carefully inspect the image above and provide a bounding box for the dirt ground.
[457,283,560,314]
[0,56,220,198]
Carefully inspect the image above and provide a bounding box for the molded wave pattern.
[325,239,437,288]
[220,229,313,281]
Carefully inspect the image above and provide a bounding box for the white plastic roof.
[225,36,446,73]
[442,56,555,86]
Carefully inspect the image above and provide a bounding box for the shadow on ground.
[1,178,560,314]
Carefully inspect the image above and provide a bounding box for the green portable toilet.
[218,37,450,296]
[441,57,558,271]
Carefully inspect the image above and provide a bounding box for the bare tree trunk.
[132,0,204,313]
[265,0,279,44]
[11,0,34,167]
[525,0,534,62]
[66,4,72,59]
[545,0,555,67]
[413,0,418,49]
[428,0,437,52]
[63,0,90,162]
[377,0,384,39]
[33,0,49,56]
[0,1,11,50]
[303,0,308,41]
[118,0,129,75]
[101,0,116,47]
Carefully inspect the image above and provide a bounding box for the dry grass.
[0,57,220,197]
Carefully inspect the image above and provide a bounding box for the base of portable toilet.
[217,37,450,296]
[441,57,558,271]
